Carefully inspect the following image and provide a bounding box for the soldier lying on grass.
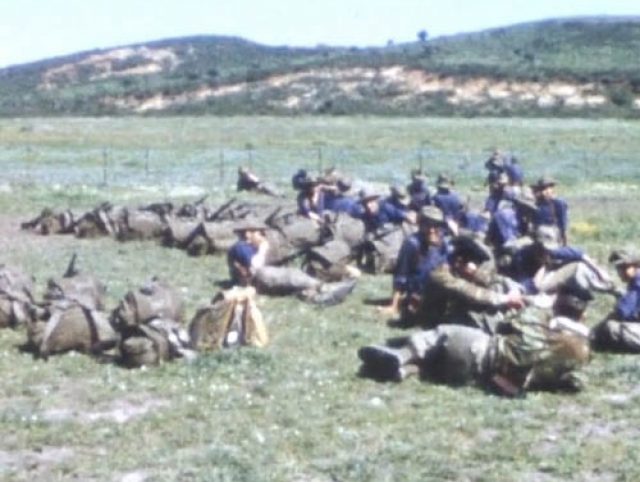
[358,284,592,396]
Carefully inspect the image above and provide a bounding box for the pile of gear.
[0,255,268,368]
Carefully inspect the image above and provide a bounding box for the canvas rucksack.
[189,286,268,351]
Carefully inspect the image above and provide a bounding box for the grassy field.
[1,116,640,481]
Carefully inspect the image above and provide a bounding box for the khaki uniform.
[408,306,589,391]
[361,306,590,393]
[416,263,519,332]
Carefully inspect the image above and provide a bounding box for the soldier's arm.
[433,268,523,309]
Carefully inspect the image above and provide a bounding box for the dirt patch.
[40,47,181,90]
[42,396,170,425]
[100,64,626,114]
[0,446,74,477]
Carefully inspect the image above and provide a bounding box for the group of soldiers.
[231,151,640,396]
[16,151,640,397]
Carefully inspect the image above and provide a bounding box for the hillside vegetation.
[1,17,640,117]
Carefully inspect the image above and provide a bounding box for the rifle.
[64,253,79,278]
[208,197,236,222]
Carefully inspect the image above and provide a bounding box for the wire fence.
[2,143,639,195]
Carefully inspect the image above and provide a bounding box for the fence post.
[102,147,109,186]
[219,149,225,183]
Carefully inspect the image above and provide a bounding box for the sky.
[1,0,639,68]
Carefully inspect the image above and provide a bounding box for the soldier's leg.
[535,262,580,293]
[536,262,612,294]
[253,266,321,296]
[358,328,441,381]
[428,325,491,384]
[591,319,640,353]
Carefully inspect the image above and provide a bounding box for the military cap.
[418,206,445,226]
[389,183,408,198]
[410,168,428,181]
[359,187,381,203]
[450,235,492,263]
[609,249,640,267]
[530,175,557,192]
[232,217,269,233]
[534,225,561,251]
[436,173,454,189]
[336,177,352,192]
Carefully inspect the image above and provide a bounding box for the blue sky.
[1,0,638,68]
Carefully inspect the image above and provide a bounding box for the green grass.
[0,116,640,480]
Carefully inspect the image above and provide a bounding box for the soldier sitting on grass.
[378,206,449,317]
[412,235,525,332]
[531,176,569,246]
[591,249,640,352]
[358,284,592,396]
[227,219,356,306]
[354,187,416,234]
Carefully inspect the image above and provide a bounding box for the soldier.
[358,285,592,395]
[236,167,279,197]
[379,206,449,317]
[354,187,416,233]
[432,174,464,234]
[591,250,640,352]
[407,169,431,211]
[484,172,514,215]
[292,169,310,191]
[227,219,356,305]
[485,149,524,188]
[510,225,614,297]
[296,179,326,224]
[382,184,410,213]
[531,176,569,246]
[416,235,524,331]
[324,178,361,216]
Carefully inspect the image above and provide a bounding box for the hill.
[1,16,639,117]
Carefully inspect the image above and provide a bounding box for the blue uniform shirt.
[356,202,408,232]
[297,191,326,217]
[407,179,431,210]
[615,273,640,321]
[534,198,569,242]
[487,205,520,247]
[393,233,449,294]
[227,240,258,283]
[330,195,361,216]
[433,190,463,221]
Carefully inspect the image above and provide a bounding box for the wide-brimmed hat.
[436,173,454,189]
[336,178,352,192]
[359,187,381,203]
[389,183,408,199]
[451,235,492,263]
[531,176,557,191]
[418,206,445,226]
[609,249,640,267]
[232,218,269,233]
[534,225,561,251]
[410,168,428,181]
